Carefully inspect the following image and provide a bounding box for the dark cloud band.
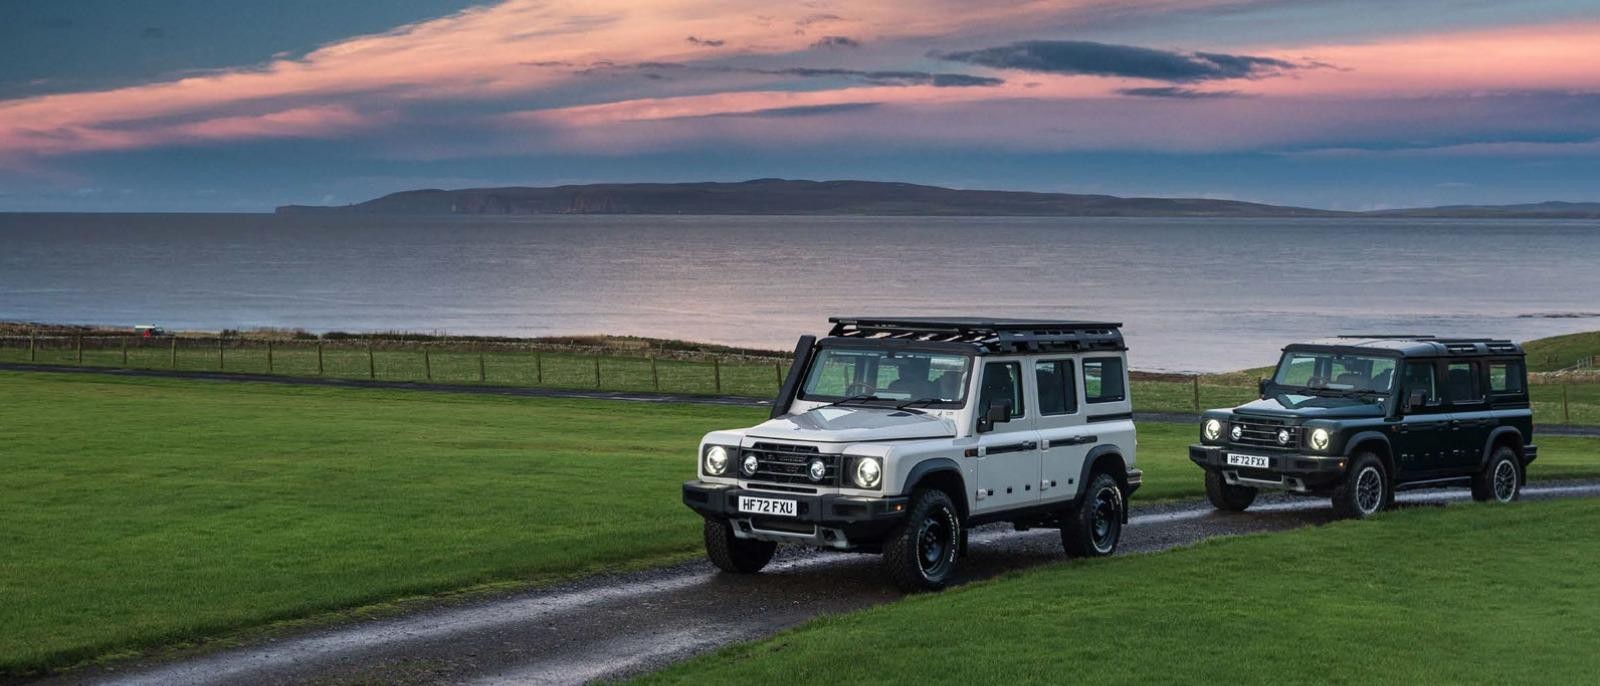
[932,40,1297,82]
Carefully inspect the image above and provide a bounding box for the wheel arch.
[1346,431,1394,476]
[903,458,968,520]
[1078,444,1129,492]
[1482,427,1525,466]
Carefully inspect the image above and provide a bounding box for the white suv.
[682,317,1141,591]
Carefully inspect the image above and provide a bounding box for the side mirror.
[977,399,1013,433]
[1258,378,1270,398]
[1407,389,1429,410]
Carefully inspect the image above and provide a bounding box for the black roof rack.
[827,317,1125,354]
[1299,334,1522,356]
[1337,334,1437,340]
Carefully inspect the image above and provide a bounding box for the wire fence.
[0,334,790,397]
[2,333,1596,425]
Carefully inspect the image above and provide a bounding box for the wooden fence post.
[1192,376,1201,412]
[713,357,722,393]
[317,342,325,376]
[122,337,129,367]
[593,355,602,388]
[478,353,486,382]
[29,331,36,362]
[423,349,432,381]
[535,352,544,385]
[651,357,660,391]
[1564,384,1571,424]
[367,344,376,380]
[218,336,225,370]
[76,336,83,365]
[170,337,178,369]
[775,361,783,388]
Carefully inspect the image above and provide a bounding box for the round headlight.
[1203,419,1222,441]
[1230,424,1243,441]
[853,457,882,489]
[704,446,729,475]
[1276,429,1291,445]
[742,453,759,476]
[807,459,827,482]
[1310,428,1331,451]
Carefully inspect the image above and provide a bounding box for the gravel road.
[42,481,1600,686]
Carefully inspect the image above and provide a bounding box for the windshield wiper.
[824,393,880,408]
[894,397,944,411]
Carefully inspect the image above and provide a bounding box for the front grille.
[745,442,839,486]
[1229,418,1300,448]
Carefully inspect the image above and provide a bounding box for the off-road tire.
[882,489,963,592]
[1471,446,1522,503]
[1061,473,1125,558]
[1205,469,1258,512]
[703,518,777,574]
[1332,453,1388,519]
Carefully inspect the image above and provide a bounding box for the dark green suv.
[1189,335,1536,518]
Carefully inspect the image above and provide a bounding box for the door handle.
[1021,441,1038,450]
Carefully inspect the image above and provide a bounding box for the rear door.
[972,359,1043,514]
[1033,357,1090,504]
[1442,359,1491,471]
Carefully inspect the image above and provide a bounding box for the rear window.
[1083,357,1126,404]
[1488,360,1525,394]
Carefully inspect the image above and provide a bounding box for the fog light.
[742,453,759,476]
[808,459,827,482]
[1230,425,1243,441]
[1277,429,1291,445]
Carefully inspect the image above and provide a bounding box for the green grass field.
[2,371,1598,675]
[1523,329,1600,372]
[644,498,1600,685]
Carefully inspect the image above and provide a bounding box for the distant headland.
[275,179,1600,219]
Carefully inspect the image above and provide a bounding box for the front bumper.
[683,481,909,549]
[1189,444,1348,492]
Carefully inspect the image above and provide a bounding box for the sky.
[2,0,1599,212]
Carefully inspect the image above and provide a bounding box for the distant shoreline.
[274,179,1600,219]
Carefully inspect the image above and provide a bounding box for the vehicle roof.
[1287,335,1523,357]
[826,316,1126,354]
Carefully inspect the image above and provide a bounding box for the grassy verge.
[3,372,1597,676]
[643,499,1600,684]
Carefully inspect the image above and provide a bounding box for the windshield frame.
[1266,347,1401,399]
[796,343,975,409]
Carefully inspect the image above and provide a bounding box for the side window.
[1036,359,1078,416]
[1488,360,1525,394]
[1403,361,1439,405]
[1444,362,1483,404]
[1083,357,1126,404]
[978,361,1024,418]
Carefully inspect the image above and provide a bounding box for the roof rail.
[1336,334,1437,340]
[827,317,1126,354]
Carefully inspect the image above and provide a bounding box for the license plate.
[1227,454,1271,469]
[737,496,798,517]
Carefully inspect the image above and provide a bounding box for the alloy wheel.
[1355,466,1384,515]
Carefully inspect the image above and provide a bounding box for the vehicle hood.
[1233,396,1387,420]
[746,406,956,443]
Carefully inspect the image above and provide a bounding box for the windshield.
[799,347,972,407]
[1270,350,1397,403]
